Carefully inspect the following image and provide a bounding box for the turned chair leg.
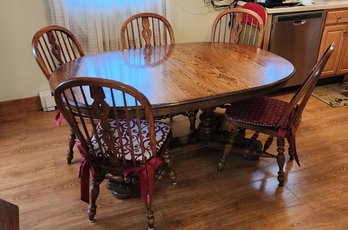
[164,149,177,185]
[238,128,246,138]
[263,136,274,152]
[146,208,155,230]
[245,132,260,160]
[218,126,238,172]
[276,138,286,187]
[88,175,104,222]
[250,132,259,142]
[287,136,295,160]
[184,110,198,134]
[66,129,76,164]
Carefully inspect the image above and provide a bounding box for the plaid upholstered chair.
[54,77,176,229]
[218,43,334,186]
[32,25,85,164]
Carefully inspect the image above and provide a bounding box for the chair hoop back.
[211,8,265,48]
[32,25,85,80]
[120,13,175,50]
[277,43,335,128]
[54,77,158,166]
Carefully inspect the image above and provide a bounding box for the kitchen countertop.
[265,1,348,14]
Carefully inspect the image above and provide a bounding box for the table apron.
[152,81,286,117]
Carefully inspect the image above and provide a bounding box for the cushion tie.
[278,126,300,167]
[55,112,63,127]
[123,157,163,208]
[77,141,97,203]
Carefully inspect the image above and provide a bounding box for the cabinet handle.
[337,16,342,20]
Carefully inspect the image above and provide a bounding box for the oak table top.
[49,42,295,199]
[49,42,295,117]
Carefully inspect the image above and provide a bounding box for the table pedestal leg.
[197,107,216,140]
[107,181,137,200]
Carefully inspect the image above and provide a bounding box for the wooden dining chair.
[54,77,176,229]
[211,8,265,48]
[121,13,197,133]
[218,43,335,186]
[32,25,85,164]
[211,7,266,112]
[120,12,175,49]
[32,25,85,80]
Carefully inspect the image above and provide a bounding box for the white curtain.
[48,0,172,54]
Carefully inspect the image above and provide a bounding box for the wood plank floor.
[1,94,348,230]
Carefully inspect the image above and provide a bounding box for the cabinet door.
[318,24,346,77]
[337,29,348,74]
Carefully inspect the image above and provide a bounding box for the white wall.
[0,0,223,101]
[0,0,51,101]
[171,0,221,43]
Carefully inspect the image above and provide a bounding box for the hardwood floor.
[1,94,348,230]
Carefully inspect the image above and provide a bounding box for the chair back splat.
[211,8,265,48]
[120,13,175,50]
[32,25,85,80]
[54,77,176,229]
[218,43,334,187]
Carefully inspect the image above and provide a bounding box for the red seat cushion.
[91,119,171,161]
[242,3,267,25]
[225,96,292,128]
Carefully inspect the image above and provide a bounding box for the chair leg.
[250,132,259,142]
[244,131,260,160]
[66,129,75,164]
[164,149,177,185]
[188,111,197,133]
[276,138,286,187]
[287,136,295,160]
[263,135,274,152]
[238,128,246,138]
[218,126,238,172]
[88,175,104,222]
[146,208,155,230]
[184,110,198,134]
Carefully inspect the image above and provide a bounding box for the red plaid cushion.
[225,96,292,128]
[91,119,171,161]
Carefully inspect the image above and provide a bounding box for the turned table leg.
[197,107,216,141]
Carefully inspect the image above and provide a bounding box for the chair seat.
[225,96,293,128]
[91,119,171,161]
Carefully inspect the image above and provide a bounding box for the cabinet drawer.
[326,10,348,24]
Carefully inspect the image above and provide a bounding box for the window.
[48,0,170,53]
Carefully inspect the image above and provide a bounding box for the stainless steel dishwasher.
[268,11,325,87]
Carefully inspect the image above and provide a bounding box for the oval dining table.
[50,42,295,199]
[50,42,295,141]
